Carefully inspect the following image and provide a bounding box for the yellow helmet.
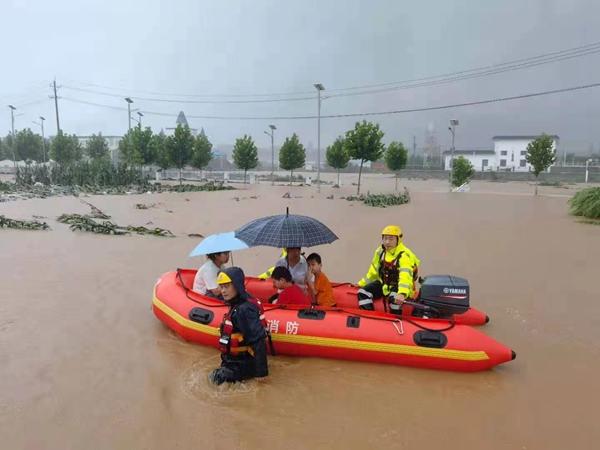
[381,225,402,238]
[217,271,233,285]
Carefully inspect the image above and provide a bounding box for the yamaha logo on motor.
[443,287,467,295]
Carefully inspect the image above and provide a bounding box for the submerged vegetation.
[344,189,410,207]
[0,215,49,230]
[569,187,600,220]
[57,214,174,237]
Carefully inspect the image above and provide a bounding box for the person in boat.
[258,248,287,280]
[306,253,335,307]
[274,247,314,298]
[357,225,421,313]
[269,266,311,306]
[209,267,269,385]
[192,251,230,298]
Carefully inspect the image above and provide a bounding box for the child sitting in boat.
[306,253,335,307]
[270,266,311,306]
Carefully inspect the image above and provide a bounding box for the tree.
[279,133,306,184]
[50,131,82,165]
[152,131,170,170]
[0,136,5,160]
[385,141,408,191]
[15,128,44,162]
[232,135,258,183]
[86,133,109,161]
[118,127,155,167]
[344,121,385,194]
[190,129,213,170]
[326,136,350,186]
[166,124,194,184]
[1,134,15,162]
[526,133,556,195]
[451,156,475,187]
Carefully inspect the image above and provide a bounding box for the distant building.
[444,135,559,172]
[166,111,198,135]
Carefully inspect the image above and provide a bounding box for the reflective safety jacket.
[219,298,267,355]
[358,244,420,298]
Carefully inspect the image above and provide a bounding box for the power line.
[64,39,600,100]
[327,46,600,99]
[328,40,600,93]
[61,81,600,121]
[61,85,316,104]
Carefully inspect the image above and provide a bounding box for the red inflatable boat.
[152,269,515,372]
[244,276,489,326]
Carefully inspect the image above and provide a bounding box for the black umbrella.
[234,208,338,248]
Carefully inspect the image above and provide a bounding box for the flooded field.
[1,174,599,449]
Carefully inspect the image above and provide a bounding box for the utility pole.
[264,125,276,185]
[51,79,61,134]
[8,105,17,170]
[125,97,133,131]
[314,83,325,192]
[448,119,459,189]
[137,111,143,129]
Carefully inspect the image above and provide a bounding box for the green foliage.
[152,131,170,170]
[526,134,556,177]
[1,134,15,161]
[166,125,194,183]
[345,189,410,207]
[50,131,82,165]
[190,129,213,170]
[326,136,349,185]
[15,128,44,162]
[344,121,385,194]
[385,141,408,190]
[279,133,305,181]
[451,156,475,187]
[232,135,258,183]
[0,215,49,230]
[15,161,148,187]
[0,136,5,160]
[385,142,408,172]
[85,133,110,160]
[569,187,600,219]
[118,127,155,166]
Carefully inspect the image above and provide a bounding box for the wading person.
[209,267,269,385]
[357,225,420,313]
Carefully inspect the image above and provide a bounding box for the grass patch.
[569,187,600,220]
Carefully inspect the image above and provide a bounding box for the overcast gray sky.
[2,0,600,153]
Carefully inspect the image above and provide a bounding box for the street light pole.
[125,97,133,131]
[8,105,17,170]
[314,83,325,192]
[33,116,47,162]
[585,158,593,183]
[264,124,276,185]
[137,111,144,129]
[448,119,459,188]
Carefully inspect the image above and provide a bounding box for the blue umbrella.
[189,231,249,257]
[235,208,338,248]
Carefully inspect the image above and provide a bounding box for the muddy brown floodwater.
[1,175,599,449]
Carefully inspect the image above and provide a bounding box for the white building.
[443,149,496,172]
[444,135,559,172]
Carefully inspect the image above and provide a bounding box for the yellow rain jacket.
[358,243,420,298]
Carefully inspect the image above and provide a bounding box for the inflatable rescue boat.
[244,275,489,326]
[152,269,515,372]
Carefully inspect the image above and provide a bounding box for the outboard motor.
[417,275,470,318]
